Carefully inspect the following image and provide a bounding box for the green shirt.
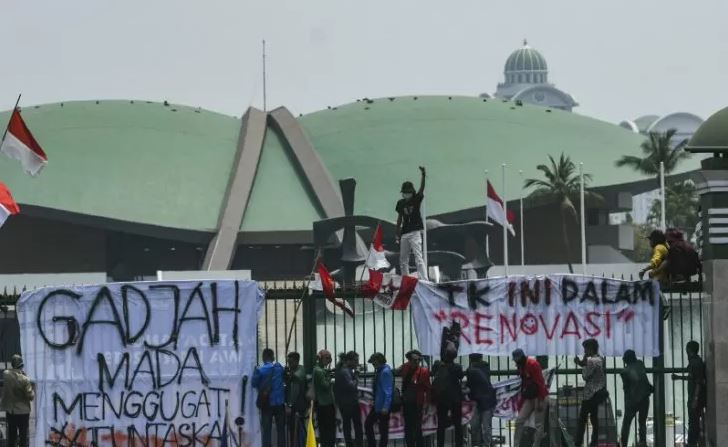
[313,364,334,406]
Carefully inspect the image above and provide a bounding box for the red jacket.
[517,357,548,408]
[398,363,431,406]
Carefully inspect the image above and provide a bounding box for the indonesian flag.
[0,181,20,228]
[1,108,48,176]
[361,270,418,310]
[486,181,515,236]
[310,262,354,317]
[365,223,390,270]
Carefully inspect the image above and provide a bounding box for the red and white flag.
[0,181,20,228]
[486,181,515,236]
[361,270,418,310]
[1,108,48,176]
[310,262,354,317]
[365,223,390,270]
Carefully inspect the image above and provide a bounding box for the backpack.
[431,363,451,405]
[256,367,273,410]
[666,240,701,278]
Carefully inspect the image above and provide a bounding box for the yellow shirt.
[647,243,669,281]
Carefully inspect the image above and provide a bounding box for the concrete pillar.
[693,157,728,447]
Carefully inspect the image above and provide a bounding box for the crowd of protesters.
[249,337,705,447]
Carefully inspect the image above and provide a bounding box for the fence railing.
[0,278,704,447]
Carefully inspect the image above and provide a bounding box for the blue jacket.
[373,364,393,412]
[252,361,285,407]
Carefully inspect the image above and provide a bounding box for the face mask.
[402,192,413,200]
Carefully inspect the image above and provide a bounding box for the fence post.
[653,300,667,447]
[302,291,317,374]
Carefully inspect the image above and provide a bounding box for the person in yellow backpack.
[1,354,35,447]
[639,230,669,282]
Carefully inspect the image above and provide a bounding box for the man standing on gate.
[672,340,707,447]
[396,166,428,280]
[1,354,34,447]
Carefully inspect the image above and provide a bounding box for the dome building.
[485,40,578,112]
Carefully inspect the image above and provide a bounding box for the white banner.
[17,280,264,447]
[411,275,660,357]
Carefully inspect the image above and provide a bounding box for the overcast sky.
[2,0,727,124]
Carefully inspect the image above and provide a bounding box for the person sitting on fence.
[252,348,286,447]
[639,229,669,283]
[466,353,496,447]
[619,349,653,447]
[335,351,364,447]
[574,339,608,447]
[313,350,336,447]
[672,341,707,447]
[662,227,702,283]
[511,349,547,447]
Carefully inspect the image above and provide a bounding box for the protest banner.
[411,275,660,357]
[332,369,554,439]
[16,280,264,447]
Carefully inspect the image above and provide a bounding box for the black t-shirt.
[396,192,424,235]
[687,354,707,406]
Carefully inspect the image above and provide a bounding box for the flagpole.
[519,169,524,267]
[285,256,320,353]
[660,161,666,231]
[502,164,508,276]
[422,193,429,280]
[484,170,489,258]
[580,162,587,275]
[1,94,21,145]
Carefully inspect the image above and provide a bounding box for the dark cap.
[401,181,416,193]
[469,353,483,362]
[623,349,637,363]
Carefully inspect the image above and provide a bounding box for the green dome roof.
[505,40,548,73]
[0,96,703,234]
[686,106,728,151]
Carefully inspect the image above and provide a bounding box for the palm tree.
[615,128,691,185]
[524,153,601,273]
[647,180,700,236]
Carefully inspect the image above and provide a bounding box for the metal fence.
[259,279,704,447]
[0,279,704,447]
